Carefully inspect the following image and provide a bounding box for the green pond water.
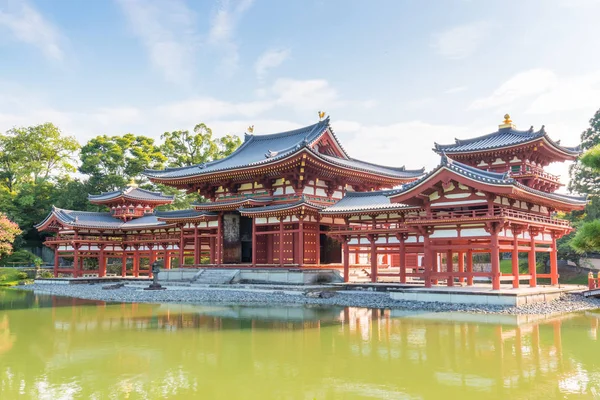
[0,289,599,399]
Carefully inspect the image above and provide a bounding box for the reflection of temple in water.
[1,292,599,399]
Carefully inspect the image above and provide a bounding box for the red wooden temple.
[37,114,586,289]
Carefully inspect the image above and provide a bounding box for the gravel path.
[17,283,600,315]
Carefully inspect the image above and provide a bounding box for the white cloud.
[526,70,600,114]
[116,0,198,84]
[254,48,290,80]
[208,0,254,75]
[445,86,467,94]
[469,69,558,110]
[270,78,340,111]
[0,1,64,60]
[432,21,493,60]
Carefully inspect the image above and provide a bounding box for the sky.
[1,0,600,191]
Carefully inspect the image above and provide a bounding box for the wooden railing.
[330,206,571,232]
[509,166,561,183]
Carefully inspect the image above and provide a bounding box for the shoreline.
[14,283,600,315]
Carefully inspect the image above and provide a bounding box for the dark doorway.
[319,225,341,264]
[240,216,253,263]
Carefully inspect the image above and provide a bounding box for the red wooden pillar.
[98,247,106,278]
[121,251,127,277]
[423,234,432,288]
[194,225,200,266]
[398,234,406,284]
[252,218,257,267]
[368,234,377,283]
[491,231,500,290]
[164,252,172,269]
[431,250,438,285]
[298,218,304,266]
[209,236,215,264]
[179,225,185,267]
[529,230,537,288]
[512,231,520,289]
[550,232,559,285]
[54,247,59,277]
[457,251,464,284]
[466,249,473,286]
[279,217,284,267]
[446,250,454,287]
[315,216,321,266]
[73,246,79,278]
[343,236,350,282]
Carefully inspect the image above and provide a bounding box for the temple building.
[37,115,587,289]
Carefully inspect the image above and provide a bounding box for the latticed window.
[511,165,520,173]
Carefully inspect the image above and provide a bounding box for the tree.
[161,123,242,167]
[0,123,79,190]
[79,134,166,191]
[568,108,600,194]
[0,213,21,259]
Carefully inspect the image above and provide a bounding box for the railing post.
[589,272,595,290]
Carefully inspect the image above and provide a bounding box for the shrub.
[0,250,43,267]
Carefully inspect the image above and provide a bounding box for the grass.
[0,268,29,287]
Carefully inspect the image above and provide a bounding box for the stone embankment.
[17,283,600,315]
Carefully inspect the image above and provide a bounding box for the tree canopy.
[0,123,79,191]
[79,134,166,192]
[161,123,242,167]
[568,108,600,194]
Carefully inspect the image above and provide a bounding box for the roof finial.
[128,178,138,188]
[318,111,326,120]
[247,125,254,134]
[499,113,515,129]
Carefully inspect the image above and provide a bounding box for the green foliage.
[160,123,242,167]
[79,134,166,191]
[0,268,30,286]
[568,108,600,194]
[580,144,600,172]
[0,123,79,191]
[0,250,43,267]
[570,220,600,253]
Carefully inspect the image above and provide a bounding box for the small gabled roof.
[88,187,175,204]
[433,125,580,158]
[317,153,425,179]
[144,118,334,180]
[193,197,273,210]
[387,154,587,209]
[238,197,325,217]
[154,209,218,222]
[320,190,418,215]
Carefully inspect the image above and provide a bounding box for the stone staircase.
[191,269,240,285]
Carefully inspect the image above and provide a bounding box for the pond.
[0,289,599,399]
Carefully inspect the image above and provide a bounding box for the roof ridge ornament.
[318,111,326,120]
[499,113,516,130]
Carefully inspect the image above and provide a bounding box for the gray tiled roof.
[144,118,423,180]
[154,209,217,219]
[320,190,416,214]
[192,197,273,208]
[238,197,325,214]
[434,126,581,155]
[514,182,588,205]
[144,118,332,179]
[88,187,175,202]
[36,207,213,230]
[318,154,425,178]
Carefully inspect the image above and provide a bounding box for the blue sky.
[1,0,599,189]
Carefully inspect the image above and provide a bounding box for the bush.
[0,250,43,267]
[16,272,28,280]
[38,270,54,278]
